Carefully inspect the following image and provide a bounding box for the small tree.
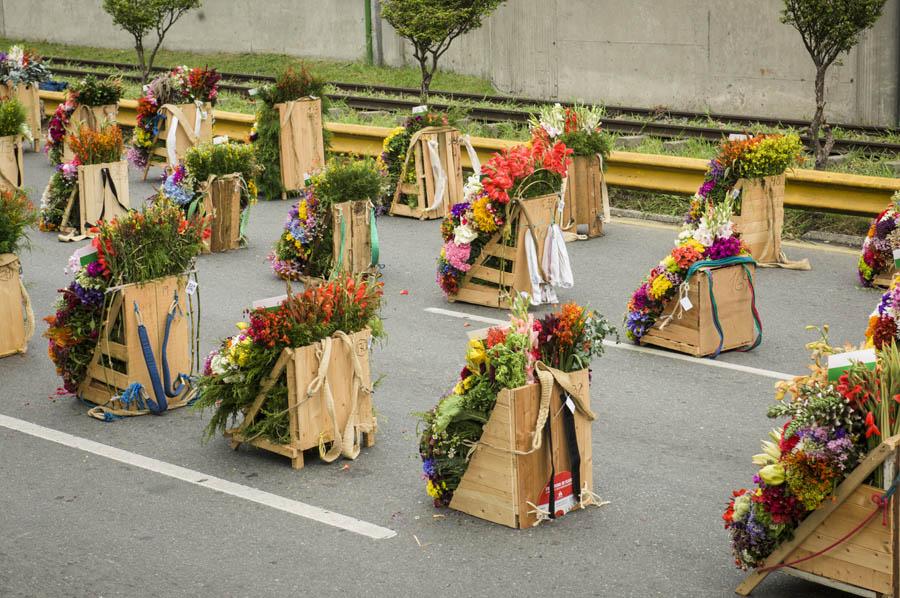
[102,0,202,84]
[781,0,886,169]
[381,0,506,101]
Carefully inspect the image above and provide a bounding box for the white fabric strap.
[461,134,481,176]
[425,137,448,212]
[597,154,611,223]
[524,231,558,305]
[166,115,180,166]
[193,101,205,138]
[543,223,574,289]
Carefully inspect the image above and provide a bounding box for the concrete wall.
[3,0,898,126]
[1,0,366,60]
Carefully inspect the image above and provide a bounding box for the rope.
[757,470,900,574]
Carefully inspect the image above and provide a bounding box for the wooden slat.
[789,549,893,594]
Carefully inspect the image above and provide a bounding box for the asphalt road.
[0,149,884,598]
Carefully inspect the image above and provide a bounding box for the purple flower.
[707,236,741,260]
[630,283,652,311]
[450,202,470,219]
[71,281,104,307]
[876,217,896,239]
[86,260,105,278]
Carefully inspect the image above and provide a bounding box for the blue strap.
[134,301,168,414]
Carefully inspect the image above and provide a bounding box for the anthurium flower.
[758,463,785,486]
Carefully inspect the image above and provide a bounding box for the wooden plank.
[789,549,892,594]
[736,441,894,595]
[466,265,503,285]
[783,568,878,598]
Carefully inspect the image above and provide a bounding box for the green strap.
[331,210,346,279]
[186,195,202,220]
[369,206,379,268]
[239,205,250,240]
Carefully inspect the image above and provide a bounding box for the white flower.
[717,220,734,240]
[210,353,231,376]
[692,219,715,247]
[541,122,562,139]
[453,224,478,245]
[463,173,483,201]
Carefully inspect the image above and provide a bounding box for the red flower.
[865,411,881,439]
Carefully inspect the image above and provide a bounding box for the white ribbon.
[194,101,205,139]
[597,154,611,224]
[524,231,558,305]
[166,114,180,167]
[425,137,448,212]
[461,134,481,176]
[543,223,574,289]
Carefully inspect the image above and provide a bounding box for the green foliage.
[0,189,37,254]
[781,0,887,67]
[734,135,804,179]
[0,98,26,138]
[184,141,259,187]
[381,0,506,98]
[560,129,612,159]
[38,171,77,231]
[257,63,327,107]
[314,157,384,207]
[70,75,123,106]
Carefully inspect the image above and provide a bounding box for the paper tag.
[212,136,229,145]
[248,88,258,96]
[892,247,900,269]
[412,104,428,114]
[185,280,198,296]
[537,472,576,518]
[728,133,749,141]
[252,294,288,311]
[303,172,312,186]
[73,244,98,267]
[680,296,693,311]
[564,396,576,414]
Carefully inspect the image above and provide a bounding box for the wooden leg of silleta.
[364,431,376,448]
[291,450,304,470]
[736,440,896,595]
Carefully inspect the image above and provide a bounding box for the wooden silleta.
[450,367,595,529]
[226,328,377,469]
[0,253,33,358]
[449,193,557,309]
[79,275,191,408]
[389,126,464,220]
[0,135,24,192]
[0,83,42,151]
[202,175,243,253]
[72,160,130,236]
[737,435,900,597]
[332,200,376,276]
[562,154,608,239]
[277,98,325,196]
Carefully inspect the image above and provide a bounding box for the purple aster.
[450,202,470,218]
[707,236,741,260]
[876,217,896,239]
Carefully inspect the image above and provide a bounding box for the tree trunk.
[418,56,431,103]
[811,66,830,170]
[135,38,148,85]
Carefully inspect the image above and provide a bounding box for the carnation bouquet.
[194,274,383,444]
[436,130,572,299]
[0,46,51,87]
[419,295,615,506]
[270,157,382,281]
[858,191,900,286]
[252,64,328,199]
[724,327,900,570]
[44,201,207,393]
[128,66,221,170]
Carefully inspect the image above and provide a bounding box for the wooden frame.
[389,126,464,220]
[0,135,24,192]
[71,160,130,236]
[64,103,118,163]
[332,200,376,276]
[449,193,557,309]
[79,275,191,408]
[277,98,325,197]
[640,263,758,357]
[875,268,897,289]
[737,435,900,597]
[140,102,213,180]
[449,369,593,529]
[562,154,607,239]
[202,175,243,253]
[226,328,376,469]
[0,83,42,151]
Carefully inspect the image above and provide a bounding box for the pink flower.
[443,241,472,272]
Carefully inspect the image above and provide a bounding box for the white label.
[185,280,198,296]
[679,296,693,311]
[252,294,288,311]
[893,248,900,267]
[564,397,576,414]
[412,105,428,114]
[303,172,312,185]
[728,133,749,141]
[212,136,229,145]
[248,88,258,96]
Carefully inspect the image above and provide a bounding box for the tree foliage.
[781,0,886,169]
[102,0,201,83]
[382,0,505,101]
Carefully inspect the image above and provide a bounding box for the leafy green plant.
[70,75,124,106]
[781,0,887,168]
[184,141,259,186]
[102,0,202,83]
[560,129,612,159]
[0,98,26,138]
[0,189,37,254]
[314,157,383,206]
[381,0,506,101]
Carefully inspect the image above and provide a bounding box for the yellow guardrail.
[42,91,900,217]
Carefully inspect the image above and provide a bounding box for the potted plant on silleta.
[0,188,37,358]
[0,97,28,192]
[0,45,51,151]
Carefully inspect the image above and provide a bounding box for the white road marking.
[425,307,794,381]
[0,414,396,540]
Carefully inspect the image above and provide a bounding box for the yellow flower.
[297,199,308,221]
[661,255,678,273]
[426,479,445,499]
[759,463,785,486]
[453,374,477,396]
[466,339,487,369]
[649,275,672,300]
[679,238,705,253]
[471,196,498,233]
[247,180,258,204]
[235,322,248,330]
[382,127,405,152]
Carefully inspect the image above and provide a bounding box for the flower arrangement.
[723,328,900,569]
[436,133,572,296]
[866,278,900,350]
[624,196,749,341]
[419,295,615,505]
[529,103,611,159]
[270,157,383,280]
[0,97,27,138]
[697,134,803,206]
[128,66,221,169]
[67,123,123,165]
[253,64,329,199]
[0,188,37,255]
[45,94,76,165]
[70,75,123,108]
[0,46,51,87]
[160,140,260,211]
[858,191,900,286]
[377,111,454,209]
[194,274,383,444]
[44,201,207,393]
